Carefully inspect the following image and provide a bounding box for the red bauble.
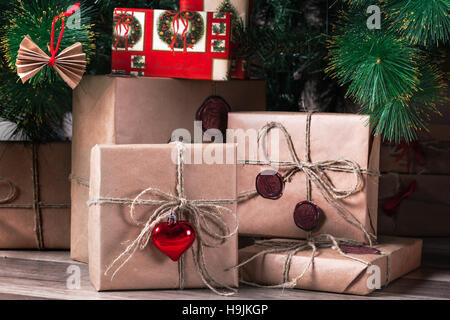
[151,221,196,261]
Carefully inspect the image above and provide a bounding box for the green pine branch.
[387,0,450,47]
[326,0,448,142]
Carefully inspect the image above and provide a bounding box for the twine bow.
[87,142,238,296]
[15,3,86,89]
[240,113,377,245]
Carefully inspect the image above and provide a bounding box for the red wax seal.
[256,170,285,200]
[293,201,320,231]
[196,96,231,135]
[339,245,381,255]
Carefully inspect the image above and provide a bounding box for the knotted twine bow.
[235,113,381,289]
[15,3,86,89]
[87,142,239,296]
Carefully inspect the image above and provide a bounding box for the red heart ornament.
[151,222,196,261]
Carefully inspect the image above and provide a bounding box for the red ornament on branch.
[64,3,80,17]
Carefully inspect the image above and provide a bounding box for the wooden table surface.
[0,238,449,300]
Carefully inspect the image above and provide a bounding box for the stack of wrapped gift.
[73,1,255,292]
[82,111,423,295]
[71,1,265,263]
[227,112,423,295]
[82,110,424,295]
[67,1,424,296]
[71,76,266,263]
[379,123,450,237]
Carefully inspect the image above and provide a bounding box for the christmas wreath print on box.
[111,6,232,81]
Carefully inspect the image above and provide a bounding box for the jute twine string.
[31,144,44,249]
[0,144,69,249]
[234,113,384,289]
[87,142,239,296]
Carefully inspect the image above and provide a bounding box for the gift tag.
[151,220,196,261]
[339,245,381,255]
[293,201,320,231]
[256,170,285,200]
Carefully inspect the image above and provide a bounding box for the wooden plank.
[372,278,450,300]
[0,292,50,300]
[0,251,447,300]
[0,250,79,264]
[0,253,368,300]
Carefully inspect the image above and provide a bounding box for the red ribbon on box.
[167,11,195,53]
[113,8,135,50]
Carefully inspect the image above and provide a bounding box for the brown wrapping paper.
[228,112,380,243]
[88,144,238,291]
[0,142,71,249]
[378,173,450,236]
[72,75,266,262]
[239,236,422,295]
[380,124,450,174]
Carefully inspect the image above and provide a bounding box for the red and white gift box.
[111,7,232,81]
[178,0,252,79]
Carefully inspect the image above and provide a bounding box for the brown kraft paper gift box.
[227,112,380,243]
[0,142,71,249]
[239,236,422,295]
[71,75,266,262]
[88,144,238,291]
[378,173,450,237]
